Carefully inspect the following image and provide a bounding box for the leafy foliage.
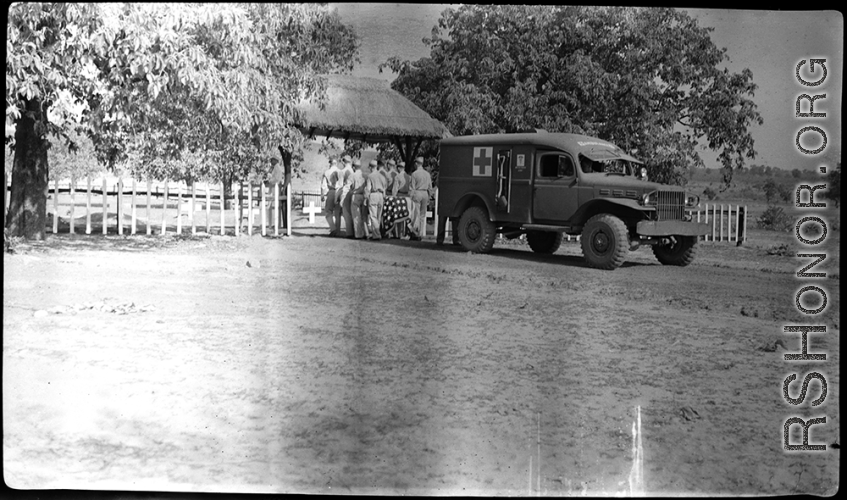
[6,3,359,182]
[380,6,762,185]
[756,206,792,232]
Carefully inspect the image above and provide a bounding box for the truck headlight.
[641,192,657,206]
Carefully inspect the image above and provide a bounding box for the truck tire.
[457,206,496,253]
[526,231,563,254]
[652,236,698,266]
[580,214,628,270]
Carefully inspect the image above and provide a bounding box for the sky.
[329,4,843,172]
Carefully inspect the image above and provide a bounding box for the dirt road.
[3,231,840,495]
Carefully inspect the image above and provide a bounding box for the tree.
[381,6,762,186]
[6,3,358,239]
[763,178,780,205]
[791,168,802,179]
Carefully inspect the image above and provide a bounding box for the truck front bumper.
[636,220,710,237]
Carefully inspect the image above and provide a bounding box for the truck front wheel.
[457,206,496,253]
[580,214,628,270]
[526,230,563,254]
[652,236,698,266]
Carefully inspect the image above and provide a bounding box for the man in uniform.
[389,161,412,238]
[391,161,410,197]
[377,159,392,187]
[321,158,340,236]
[349,159,368,239]
[364,159,388,240]
[362,160,376,237]
[336,155,355,238]
[408,156,432,241]
[385,159,398,191]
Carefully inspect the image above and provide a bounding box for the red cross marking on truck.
[473,147,493,176]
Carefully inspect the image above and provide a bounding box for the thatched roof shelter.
[294,74,451,168]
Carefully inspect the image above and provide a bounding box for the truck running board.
[520,224,570,233]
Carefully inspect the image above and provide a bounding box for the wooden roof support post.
[393,136,407,164]
[405,136,413,173]
[411,137,423,164]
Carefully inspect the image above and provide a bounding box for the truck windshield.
[578,155,636,176]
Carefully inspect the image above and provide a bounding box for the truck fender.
[569,198,648,226]
[449,192,496,221]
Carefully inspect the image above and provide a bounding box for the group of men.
[321,155,433,241]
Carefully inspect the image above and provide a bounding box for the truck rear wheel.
[652,236,698,266]
[581,214,628,270]
[457,206,496,253]
[526,231,563,254]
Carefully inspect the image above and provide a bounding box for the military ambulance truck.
[436,130,710,270]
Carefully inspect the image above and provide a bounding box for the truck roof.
[441,131,642,163]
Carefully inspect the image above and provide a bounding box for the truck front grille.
[656,191,685,220]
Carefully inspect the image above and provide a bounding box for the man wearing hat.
[408,156,432,241]
[377,159,393,187]
[321,158,340,236]
[336,155,355,238]
[390,161,409,197]
[384,159,398,190]
[349,160,369,239]
[364,159,388,240]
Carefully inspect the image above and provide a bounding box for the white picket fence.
[3,175,292,237]
[694,203,748,243]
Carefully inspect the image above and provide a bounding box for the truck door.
[532,151,579,222]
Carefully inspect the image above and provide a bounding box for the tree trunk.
[6,98,51,239]
[278,146,292,189]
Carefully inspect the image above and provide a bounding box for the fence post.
[130,179,137,235]
[247,181,253,236]
[220,182,225,236]
[146,179,152,236]
[261,181,267,237]
[117,176,124,235]
[161,181,169,235]
[711,203,717,242]
[52,178,59,234]
[206,182,211,234]
[102,177,108,235]
[734,204,740,243]
[190,180,196,235]
[703,203,709,241]
[69,177,75,235]
[85,175,92,235]
[286,181,292,237]
[274,182,280,236]
[235,182,240,237]
[742,205,748,244]
[176,183,183,234]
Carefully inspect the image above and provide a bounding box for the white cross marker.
[303,201,322,224]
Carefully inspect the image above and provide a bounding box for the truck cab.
[437,130,709,269]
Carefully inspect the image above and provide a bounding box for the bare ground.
[3,229,840,495]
